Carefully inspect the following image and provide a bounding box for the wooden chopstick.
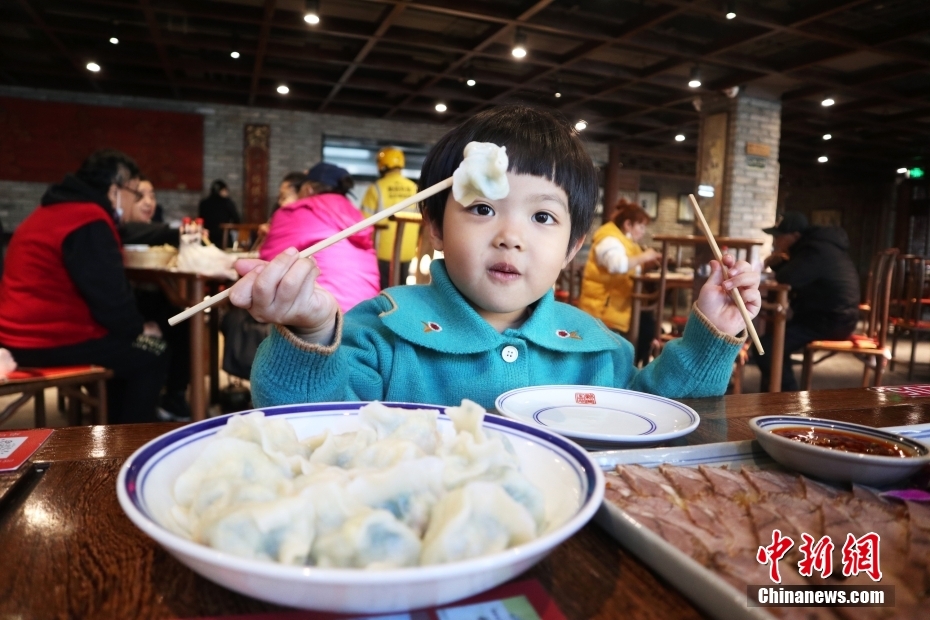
[168,177,454,326]
[688,194,764,355]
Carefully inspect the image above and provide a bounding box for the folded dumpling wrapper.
[452,142,509,206]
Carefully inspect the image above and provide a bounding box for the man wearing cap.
[756,211,861,391]
[361,147,419,289]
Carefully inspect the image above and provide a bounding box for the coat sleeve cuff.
[275,311,344,355]
[688,303,747,347]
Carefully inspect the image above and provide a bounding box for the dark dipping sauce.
[772,426,921,458]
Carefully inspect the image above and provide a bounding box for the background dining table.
[125,266,235,421]
[1,386,929,619]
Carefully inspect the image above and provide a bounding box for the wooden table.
[2,387,928,619]
[629,272,790,393]
[125,267,235,421]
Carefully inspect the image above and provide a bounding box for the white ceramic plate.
[117,401,604,614]
[495,385,700,448]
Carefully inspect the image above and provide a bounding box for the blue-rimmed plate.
[116,401,604,613]
[495,385,700,448]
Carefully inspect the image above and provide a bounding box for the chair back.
[220,223,265,252]
[900,255,930,329]
[866,248,899,347]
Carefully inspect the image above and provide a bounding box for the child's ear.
[563,235,586,268]
[426,217,444,251]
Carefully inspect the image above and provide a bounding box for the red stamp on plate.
[575,392,596,405]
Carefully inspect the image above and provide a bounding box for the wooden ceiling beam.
[248,0,276,106]
[139,0,179,98]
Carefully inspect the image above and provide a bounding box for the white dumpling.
[198,494,315,565]
[349,437,425,469]
[420,481,537,565]
[345,457,445,535]
[307,426,377,467]
[496,468,547,530]
[444,399,488,443]
[439,429,520,489]
[312,509,421,569]
[174,437,292,509]
[218,411,310,475]
[297,477,368,536]
[358,402,441,455]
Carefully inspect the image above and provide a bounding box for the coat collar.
[377,260,625,354]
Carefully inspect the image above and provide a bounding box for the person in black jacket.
[0,150,169,423]
[198,180,240,246]
[754,211,861,391]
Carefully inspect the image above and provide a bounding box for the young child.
[229,105,761,410]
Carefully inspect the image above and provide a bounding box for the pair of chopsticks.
[688,194,764,355]
[168,177,453,326]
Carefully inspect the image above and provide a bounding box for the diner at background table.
[1,386,927,620]
[755,211,862,393]
[0,149,168,425]
[119,177,192,422]
[577,199,662,366]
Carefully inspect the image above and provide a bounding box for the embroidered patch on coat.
[556,329,582,340]
[422,321,442,333]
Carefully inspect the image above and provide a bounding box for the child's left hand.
[695,254,761,336]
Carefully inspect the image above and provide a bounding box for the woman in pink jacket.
[260,163,380,312]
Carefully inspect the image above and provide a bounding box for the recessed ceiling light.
[554,92,561,98]
[818,155,828,163]
[675,134,686,142]
[466,78,476,87]
[725,0,736,19]
[109,37,119,45]
[821,98,835,107]
[230,51,240,59]
[435,103,447,112]
[574,120,587,131]
[304,0,320,24]
[86,62,101,72]
[512,29,527,59]
[688,66,701,88]
[897,167,908,174]
[823,133,832,140]
[277,85,289,95]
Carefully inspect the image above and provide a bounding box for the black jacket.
[773,226,861,329]
[42,175,145,340]
[198,194,240,246]
[119,222,179,247]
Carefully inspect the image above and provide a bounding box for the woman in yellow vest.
[578,201,661,364]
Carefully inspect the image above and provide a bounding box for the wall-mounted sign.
[746,142,771,157]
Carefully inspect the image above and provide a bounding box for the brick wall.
[721,94,781,258]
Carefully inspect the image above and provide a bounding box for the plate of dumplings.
[117,399,603,613]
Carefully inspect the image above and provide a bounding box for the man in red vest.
[0,150,169,424]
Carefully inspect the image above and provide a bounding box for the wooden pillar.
[243,124,270,224]
[604,142,622,224]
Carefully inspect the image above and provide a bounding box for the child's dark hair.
[418,105,598,251]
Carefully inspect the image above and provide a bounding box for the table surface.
[2,387,929,619]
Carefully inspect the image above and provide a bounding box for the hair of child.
[418,104,599,251]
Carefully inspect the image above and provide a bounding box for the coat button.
[501,345,519,363]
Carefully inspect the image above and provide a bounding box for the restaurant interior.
[3,1,930,619]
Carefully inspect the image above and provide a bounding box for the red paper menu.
[0,428,54,472]
[189,579,564,620]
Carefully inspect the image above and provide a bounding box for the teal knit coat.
[251,260,745,411]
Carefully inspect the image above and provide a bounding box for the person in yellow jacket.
[578,201,661,364]
[361,147,420,289]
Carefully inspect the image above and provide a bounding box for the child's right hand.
[229,247,339,345]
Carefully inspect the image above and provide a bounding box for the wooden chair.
[800,248,898,390]
[220,223,266,252]
[0,366,113,427]
[889,255,930,379]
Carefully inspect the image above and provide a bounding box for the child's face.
[430,172,583,331]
